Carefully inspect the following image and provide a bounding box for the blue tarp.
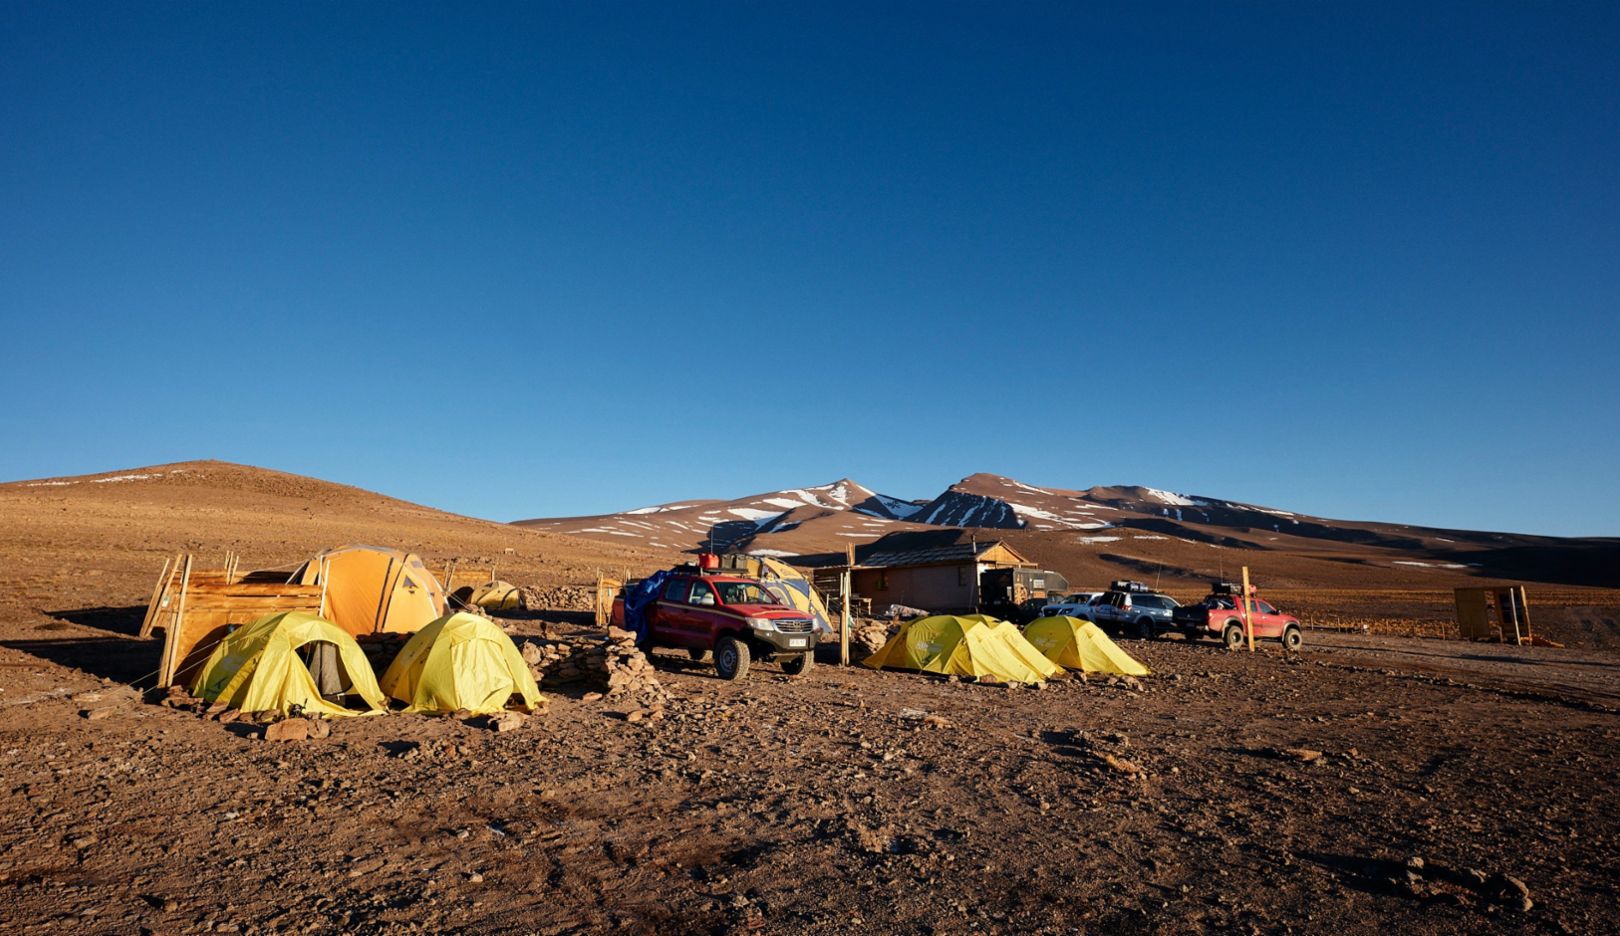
[622,570,671,641]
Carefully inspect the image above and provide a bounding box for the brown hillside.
[0,461,676,616]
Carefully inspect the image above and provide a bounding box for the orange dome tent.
[294,545,446,636]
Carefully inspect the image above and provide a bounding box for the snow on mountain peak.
[1142,487,1198,507]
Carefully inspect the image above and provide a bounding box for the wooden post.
[160,553,193,687]
[840,569,852,666]
[1241,566,1255,652]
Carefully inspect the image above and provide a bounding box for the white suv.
[1040,592,1102,620]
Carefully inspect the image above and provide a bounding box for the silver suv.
[1087,589,1181,639]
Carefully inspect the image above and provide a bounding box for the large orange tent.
[293,545,446,636]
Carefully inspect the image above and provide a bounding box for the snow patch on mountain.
[625,503,698,515]
[728,507,787,529]
[865,493,924,520]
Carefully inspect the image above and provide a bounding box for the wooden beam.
[839,570,851,666]
[1241,566,1255,652]
[138,554,175,639]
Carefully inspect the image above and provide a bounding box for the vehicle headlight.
[749,618,775,631]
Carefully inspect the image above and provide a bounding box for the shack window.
[877,571,889,590]
[958,566,968,587]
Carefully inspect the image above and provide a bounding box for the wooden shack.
[1453,585,1533,644]
[847,540,1033,614]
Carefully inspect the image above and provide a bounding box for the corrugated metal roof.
[857,541,1002,568]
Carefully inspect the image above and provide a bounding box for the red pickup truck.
[1169,584,1304,650]
[613,573,820,680]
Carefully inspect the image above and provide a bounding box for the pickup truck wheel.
[687,648,710,662]
[781,650,815,676]
[1222,623,1246,650]
[1281,625,1303,651]
[714,636,751,681]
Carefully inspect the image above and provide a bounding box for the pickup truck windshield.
[716,582,778,606]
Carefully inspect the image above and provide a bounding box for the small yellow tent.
[863,614,1062,683]
[468,580,522,612]
[1023,616,1151,676]
[379,612,542,714]
[296,545,446,636]
[189,611,387,717]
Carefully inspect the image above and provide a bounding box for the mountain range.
[515,472,1620,589]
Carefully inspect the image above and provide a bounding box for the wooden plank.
[183,600,324,613]
[182,583,326,597]
[138,554,175,639]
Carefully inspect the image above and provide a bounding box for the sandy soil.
[1,462,1616,934]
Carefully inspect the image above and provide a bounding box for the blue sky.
[2,3,1616,535]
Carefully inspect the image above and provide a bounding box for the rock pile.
[356,633,412,675]
[849,619,894,656]
[518,585,595,612]
[518,628,669,706]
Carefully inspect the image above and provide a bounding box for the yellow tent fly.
[1022,615,1151,676]
[755,557,833,635]
[863,614,1061,684]
[379,612,542,714]
[468,580,522,612]
[189,611,387,717]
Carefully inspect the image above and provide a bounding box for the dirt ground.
[2,610,1616,935]
[2,464,1617,934]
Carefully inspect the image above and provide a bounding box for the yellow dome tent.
[468,580,522,612]
[862,614,1062,684]
[379,612,543,714]
[1022,615,1151,676]
[295,545,447,636]
[189,611,387,717]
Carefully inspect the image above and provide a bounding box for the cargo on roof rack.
[1109,580,1151,594]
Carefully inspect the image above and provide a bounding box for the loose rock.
[263,718,310,742]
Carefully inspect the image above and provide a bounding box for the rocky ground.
[0,615,1615,936]
[2,463,1615,934]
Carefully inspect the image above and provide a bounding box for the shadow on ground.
[44,604,147,637]
[0,636,159,687]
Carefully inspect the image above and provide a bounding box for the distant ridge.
[514,472,1620,589]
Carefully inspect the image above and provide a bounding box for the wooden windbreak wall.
[146,554,326,688]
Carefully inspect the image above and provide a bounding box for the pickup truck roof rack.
[1209,581,1257,596]
[1110,580,1152,594]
